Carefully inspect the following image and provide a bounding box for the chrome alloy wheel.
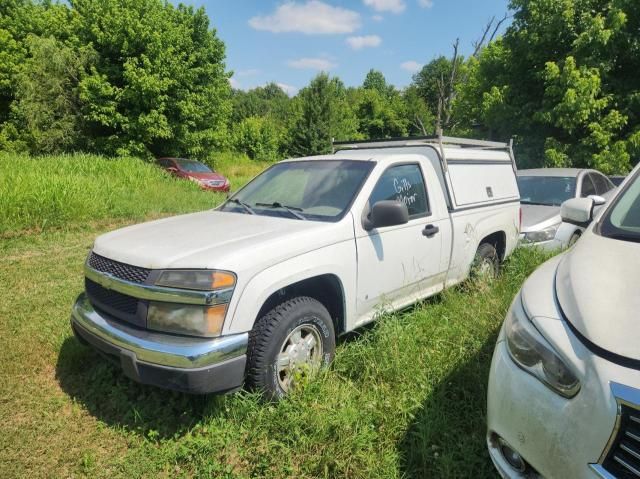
[276,324,323,392]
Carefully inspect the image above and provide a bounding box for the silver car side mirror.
[587,194,606,206]
[561,198,594,227]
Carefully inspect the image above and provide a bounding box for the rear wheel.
[246,296,335,400]
[471,243,500,280]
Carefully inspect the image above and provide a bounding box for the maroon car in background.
[157,157,230,192]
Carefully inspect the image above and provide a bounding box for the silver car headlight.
[504,295,580,398]
[148,270,236,337]
[523,223,560,243]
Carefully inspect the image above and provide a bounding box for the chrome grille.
[87,252,150,284]
[603,405,640,478]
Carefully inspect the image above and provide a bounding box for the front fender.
[223,240,357,335]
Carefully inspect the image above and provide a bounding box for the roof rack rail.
[331,131,517,173]
[332,134,509,151]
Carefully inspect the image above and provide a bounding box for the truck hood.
[555,231,640,361]
[92,210,349,270]
[520,204,561,232]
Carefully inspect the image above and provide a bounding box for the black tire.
[471,242,500,279]
[245,296,336,400]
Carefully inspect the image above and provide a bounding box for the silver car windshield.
[220,160,373,222]
[600,170,640,243]
[517,176,576,207]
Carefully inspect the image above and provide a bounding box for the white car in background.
[518,168,615,249]
[486,164,640,478]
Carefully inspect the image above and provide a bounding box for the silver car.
[517,168,614,249]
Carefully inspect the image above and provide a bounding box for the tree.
[362,69,393,97]
[73,0,231,159]
[462,0,640,172]
[232,116,282,162]
[289,73,359,156]
[351,87,408,139]
[11,36,91,154]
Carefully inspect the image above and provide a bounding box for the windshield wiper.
[255,202,307,220]
[227,198,255,215]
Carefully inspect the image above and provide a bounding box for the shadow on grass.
[55,336,224,439]
[398,331,501,479]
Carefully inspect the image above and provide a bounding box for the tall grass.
[0,152,269,236]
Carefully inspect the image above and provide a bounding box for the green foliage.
[232,116,282,162]
[0,0,231,159]
[10,36,91,154]
[458,0,640,172]
[73,0,231,159]
[231,82,291,125]
[351,88,408,139]
[289,73,359,156]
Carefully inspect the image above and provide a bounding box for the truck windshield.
[599,169,640,243]
[220,160,373,221]
[517,176,576,206]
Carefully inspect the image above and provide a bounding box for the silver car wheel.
[276,324,323,392]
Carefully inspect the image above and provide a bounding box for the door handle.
[422,224,439,237]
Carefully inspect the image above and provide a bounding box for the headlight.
[149,269,236,337]
[155,270,235,291]
[523,223,560,243]
[505,295,580,398]
[148,302,226,337]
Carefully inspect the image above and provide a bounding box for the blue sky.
[190,0,511,94]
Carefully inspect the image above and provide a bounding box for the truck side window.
[581,174,596,197]
[369,164,430,218]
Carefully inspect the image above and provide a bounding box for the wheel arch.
[253,274,346,336]
[478,230,507,261]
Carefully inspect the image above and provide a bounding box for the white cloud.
[249,1,361,34]
[287,57,337,70]
[229,77,241,89]
[277,83,298,96]
[400,60,422,73]
[372,14,384,21]
[346,35,382,50]
[363,0,405,14]
[418,0,434,8]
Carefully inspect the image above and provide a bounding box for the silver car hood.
[555,231,640,361]
[520,204,561,232]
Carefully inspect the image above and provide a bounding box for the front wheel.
[245,296,335,400]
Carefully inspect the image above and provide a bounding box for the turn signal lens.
[156,270,236,291]
[211,271,235,289]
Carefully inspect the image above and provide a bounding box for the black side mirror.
[363,200,409,231]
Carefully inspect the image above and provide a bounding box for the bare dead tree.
[435,13,510,133]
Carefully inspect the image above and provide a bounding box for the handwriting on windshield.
[393,177,417,207]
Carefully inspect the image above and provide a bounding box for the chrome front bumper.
[71,293,248,393]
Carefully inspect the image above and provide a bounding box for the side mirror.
[363,200,409,231]
[167,167,178,173]
[587,194,606,206]
[561,198,594,227]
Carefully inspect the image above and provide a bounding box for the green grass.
[0,152,552,477]
[0,152,270,237]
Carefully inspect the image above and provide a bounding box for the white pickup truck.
[71,136,521,398]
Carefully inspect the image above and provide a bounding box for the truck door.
[355,161,450,318]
